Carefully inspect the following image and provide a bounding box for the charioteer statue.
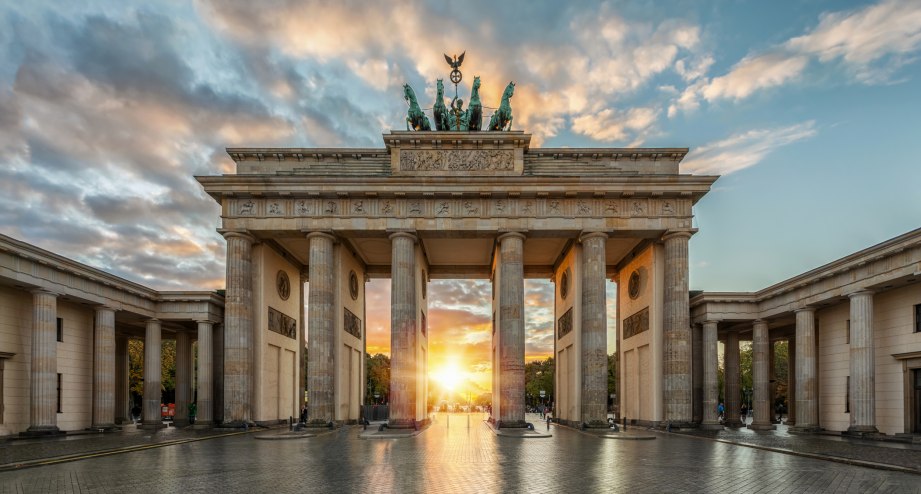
[404,52,514,132]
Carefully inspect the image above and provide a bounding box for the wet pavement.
[0,414,918,493]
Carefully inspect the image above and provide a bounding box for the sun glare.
[431,362,464,391]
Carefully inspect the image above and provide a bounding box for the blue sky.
[1,1,920,365]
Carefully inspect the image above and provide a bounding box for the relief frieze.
[268,307,297,339]
[230,197,690,219]
[400,149,514,171]
[622,307,649,340]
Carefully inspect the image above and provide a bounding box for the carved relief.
[409,201,422,215]
[239,200,255,215]
[353,201,365,214]
[382,201,393,215]
[557,307,573,339]
[268,202,282,215]
[522,201,533,214]
[463,201,479,215]
[631,200,645,216]
[268,307,297,339]
[436,201,450,215]
[400,149,514,171]
[495,200,505,214]
[662,201,675,215]
[276,270,290,300]
[295,200,310,215]
[548,200,561,214]
[577,200,591,215]
[604,200,619,214]
[324,201,338,214]
[344,308,361,339]
[623,307,649,340]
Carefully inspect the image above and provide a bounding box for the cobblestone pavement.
[678,423,921,473]
[0,414,919,493]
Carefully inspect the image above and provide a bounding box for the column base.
[582,420,610,429]
[789,425,822,433]
[88,424,119,431]
[21,426,62,437]
[748,422,776,431]
[845,425,879,436]
[191,421,214,429]
[140,420,167,430]
[496,420,529,429]
[387,418,418,429]
[173,419,190,428]
[700,422,724,430]
[723,419,743,428]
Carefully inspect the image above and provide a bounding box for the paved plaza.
[1,414,919,493]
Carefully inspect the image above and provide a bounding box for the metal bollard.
[467,414,470,429]
[623,416,627,431]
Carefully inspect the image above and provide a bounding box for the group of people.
[717,401,788,423]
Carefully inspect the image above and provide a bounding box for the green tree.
[525,357,554,407]
[607,352,618,399]
[366,353,391,404]
[127,338,177,406]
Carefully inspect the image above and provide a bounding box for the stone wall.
[553,245,581,424]
[335,245,366,422]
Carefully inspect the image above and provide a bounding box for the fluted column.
[496,232,526,427]
[174,332,191,426]
[724,330,742,427]
[28,289,59,433]
[701,320,721,429]
[692,323,703,424]
[196,321,214,426]
[750,320,774,430]
[307,232,336,425]
[663,230,693,425]
[389,232,418,427]
[115,335,129,424]
[142,318,163,428]
[223,231,254,425]
[92,306,116,429]
[793,308,819,431]
[580,232,608,427]
[212,324,224,424]
[848,290,877,434]
[786,336,796,427]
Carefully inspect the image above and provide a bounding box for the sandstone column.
[389,232,417,428]
[663,230,693,425]
[28,289,59,434]
[497,232,526,428]
[786,336,796,427]
[196,321,214,426]
[115,335,129,424]
[724,330,742,427]
[92,306,116,429]
[749,319,774,430]
[223,231,254,425]
[142,318,163,428]
[580,232,608,427]
[174,332,191,426]
[212,324,224,424]
[692,323,703,424]
[793,308,819,431]
[701,320,721,429]
[307,232,336,424]
[848,290,877,434]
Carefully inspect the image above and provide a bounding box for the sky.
[2,1,920,393]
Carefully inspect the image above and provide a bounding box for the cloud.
[571,107,659,143]
[671,0,921,114]
[681,121,817,176]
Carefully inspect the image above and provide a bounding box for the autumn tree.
[127,338,177,407]
[366,353,391,404]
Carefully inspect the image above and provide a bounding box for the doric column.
[786,336,796,427]
[174,332,191,426]
[724,330,742,427]
[28,289,59,433]
[115,335,129,424]
[306,232,336,424]
[223,231,254,425]
[389,232,418,427]
[692,323,703,424]
[196,321,214,426]
[749,319,774,430]
[701,320,721,429]
[769,341,778,424]
[662,230,693,425]
[142,318,163,428]
[848,290,877,434]
[212,324,224,424]
[92,306,116,429]
[580,232,608,427]
[793,308,819,431]
[496,232,526,427]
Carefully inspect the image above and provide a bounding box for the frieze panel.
[622,307,649,340]
[268,307,297,339]
[344,307,361,339]
[227,198,691,220]
[400,149,514,171]
[557,307,573,339]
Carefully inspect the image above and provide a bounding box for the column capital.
[305,231,337,242]
[848,289,874,299]
[752,318,767,326]
[497,231,527,243]
[579,231,609,243]
[661,229,696,242]
[30,288,58,297]
[703,319,720,326]
[388,231,418,242]
[219,230,256,243]
[94,305,117,314]
[194,319,214,325]
[794,306,816,314]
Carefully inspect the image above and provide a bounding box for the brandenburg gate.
[197,128,716,430]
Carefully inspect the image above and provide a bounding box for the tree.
[525,357,554,407]
[127,338,177,406]
[366,353,391,404]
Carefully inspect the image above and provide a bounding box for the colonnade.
[700,290,878,434]
[23,288,218,434]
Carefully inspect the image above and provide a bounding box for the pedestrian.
[546,412,551,431]
[741,403,748,422]
[717,402,725,422]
